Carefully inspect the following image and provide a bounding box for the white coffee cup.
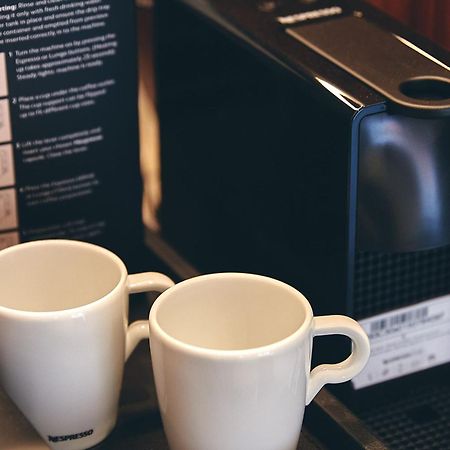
[0,239,174,450]
[149,272,370,450]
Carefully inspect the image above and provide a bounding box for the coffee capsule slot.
[399,77,450,101]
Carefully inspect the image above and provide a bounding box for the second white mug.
[149,272,370,450]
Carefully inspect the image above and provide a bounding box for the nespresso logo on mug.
[48,429,94,443]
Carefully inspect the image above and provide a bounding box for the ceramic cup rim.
[149,272,314,360]
[0,239,127,319]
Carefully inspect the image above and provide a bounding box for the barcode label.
[369,307,429,335]
[352,296,450,389]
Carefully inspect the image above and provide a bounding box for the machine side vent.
[354,245,450,318]
[360,384,450,450]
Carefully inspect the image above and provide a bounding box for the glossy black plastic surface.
[155,3,450,447]
[357,113,450,251]
[288,15,450,117]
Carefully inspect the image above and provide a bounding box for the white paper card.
[0,53,8,98]
[0,144,15,187]
[0,99,11,143]
[0,230,19,250]
[352,295,450,389]
[0,188,18,231]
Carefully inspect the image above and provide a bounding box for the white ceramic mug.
[149,273,370,450]
[0,239,174,450]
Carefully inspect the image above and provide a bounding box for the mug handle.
[306,315,370,405]
[125,272,175,360]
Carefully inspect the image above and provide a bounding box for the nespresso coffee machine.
[155,0,450,446]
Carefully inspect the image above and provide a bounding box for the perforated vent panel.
[353,245,450,318]
[351,245,450,449]
[360,383,450,450]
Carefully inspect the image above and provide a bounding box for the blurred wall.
[365,0,450,50]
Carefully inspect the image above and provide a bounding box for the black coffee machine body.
[155,0,450,415]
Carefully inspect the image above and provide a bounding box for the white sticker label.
[352,295,450,389]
